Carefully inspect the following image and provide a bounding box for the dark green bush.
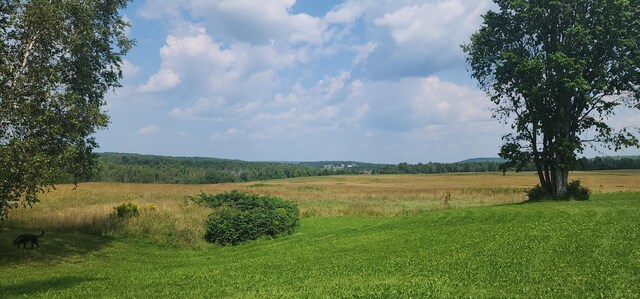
[567,180,590,200]
[526,185,547,201]
[197,191,300,245]
[526,180,590,201]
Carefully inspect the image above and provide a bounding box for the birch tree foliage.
[464,0,640,197]
[0,0,133,220]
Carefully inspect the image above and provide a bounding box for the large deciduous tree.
[464,0,640,197]
[0,0,132,220]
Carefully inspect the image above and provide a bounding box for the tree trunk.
[554,168,569,197]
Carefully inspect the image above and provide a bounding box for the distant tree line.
[574,156,640,171]
[380,156,640,175]
[83,153,327,184]
[53,153,639,184]
[54,153,379,184]
[378,162,503,174]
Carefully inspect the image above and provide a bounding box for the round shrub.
[526,185,547,201]
[199,191,299,245]
[567,180,590,201]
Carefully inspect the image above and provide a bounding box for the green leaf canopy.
[0,0,133,219]
[464,0,640,196]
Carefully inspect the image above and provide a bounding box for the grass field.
[1,171,639,297]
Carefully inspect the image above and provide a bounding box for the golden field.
[4,170,639,246]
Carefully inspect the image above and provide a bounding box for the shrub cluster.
[567,180,590,201]
[195,190,300,246]
[527,180,590,201]
[113,202,140,218]
[526,185,547,201]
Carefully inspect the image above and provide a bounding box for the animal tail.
[39,231,45,237]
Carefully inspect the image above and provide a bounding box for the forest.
[53,153,640,184]
[379,156,640,174]
[55,153,385,184]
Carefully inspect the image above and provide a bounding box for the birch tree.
[0,0,132,219]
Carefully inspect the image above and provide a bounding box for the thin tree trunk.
[542,133,553,193]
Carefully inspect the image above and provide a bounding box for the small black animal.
[13,231,45,249]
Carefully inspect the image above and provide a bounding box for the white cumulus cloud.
[187,0,328,45]
[136,69,181,93]
[375,1,466,43]
[325,1,365,24]
[121,59,140,78]
[138,124,160,135]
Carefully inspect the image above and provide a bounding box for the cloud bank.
[98,0,638,163]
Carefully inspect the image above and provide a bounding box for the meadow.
[1,170,639,297]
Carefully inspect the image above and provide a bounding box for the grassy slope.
[1,192,639,298]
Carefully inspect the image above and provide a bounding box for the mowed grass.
[1,191,639,297]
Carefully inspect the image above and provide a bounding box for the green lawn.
[1,192,639,298]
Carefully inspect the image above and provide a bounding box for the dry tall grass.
[4,171,639,246]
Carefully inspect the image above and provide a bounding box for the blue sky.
[96,0,640,163]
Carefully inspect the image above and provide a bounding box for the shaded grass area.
[0,231,114,267]
[1,192,639,298]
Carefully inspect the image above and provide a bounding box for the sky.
[96,0,640,164]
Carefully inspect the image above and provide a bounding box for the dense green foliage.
[464,0,640,197]
[574,156,640,170]
[380,161,504,174]
[1,192,638,297]
[380,156,640,175]
[82,153,349,184]
[527,180,590,201]
[195,191,300,245]
[526,184,547,201]
[0,0,133,220]
[566,180,590,200]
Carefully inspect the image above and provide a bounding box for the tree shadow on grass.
[0,276,105,297]
[516,197,577,205]
[0,228,114,267]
